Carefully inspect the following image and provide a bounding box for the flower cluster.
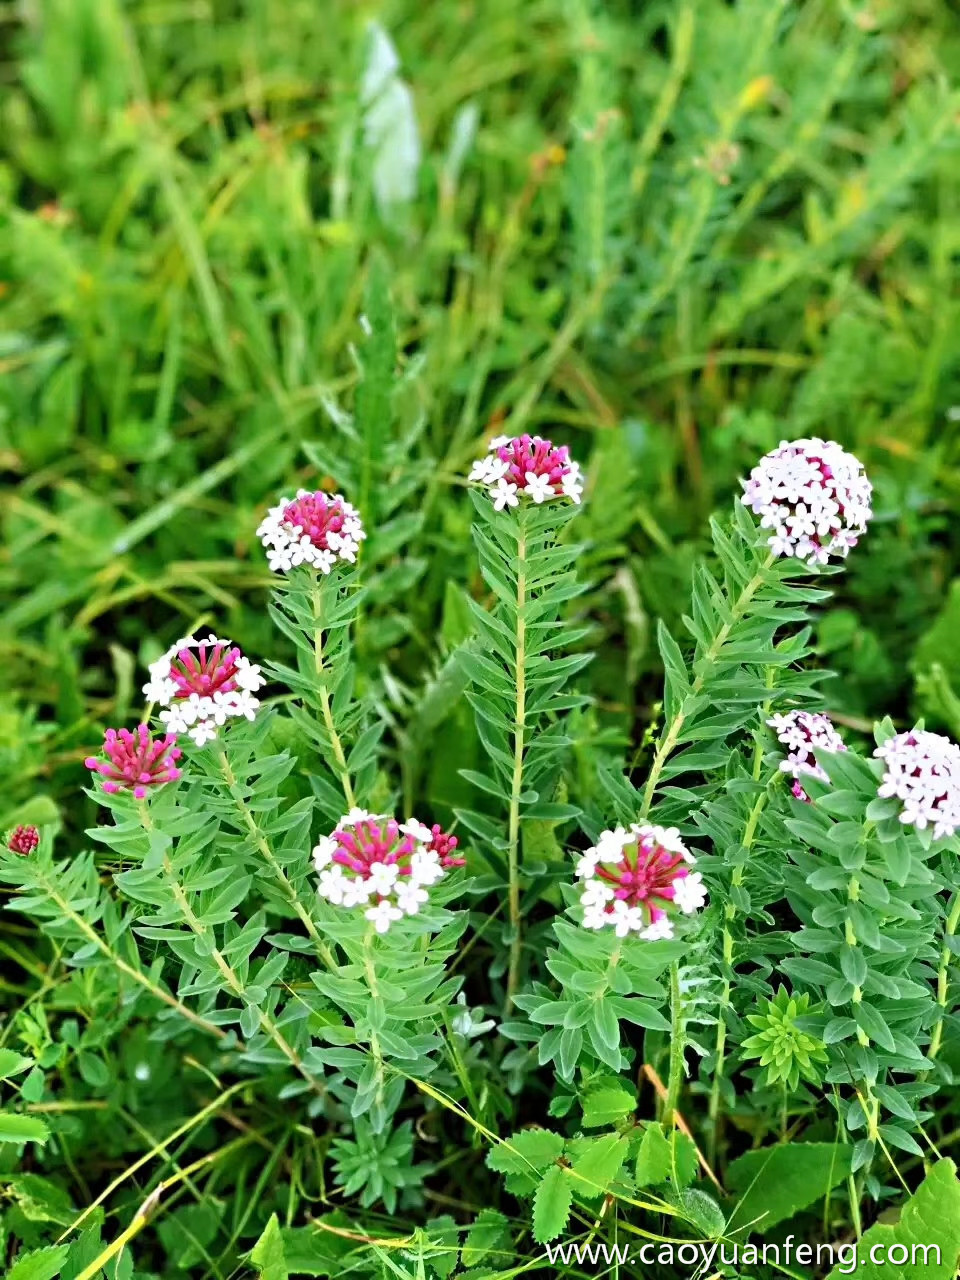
[740,437,872,566]
[143,634,264,747]
[256,489,366,574]
[875,730,960,840]
[768,710,847,802]
[469,434,584,510]
[7,825,39,856]
[575,823,707,939]
[86,726,183,799]
[313,811,457,933]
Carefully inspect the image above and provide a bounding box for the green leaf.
[680,1188,725,1238]
[635,1123,697,1188]
[727,1142,854,1234]
[279,1217,358,1277]
[570,1134,628,1199]
[487,1129,564,1175]
[7,1245,70,1280]
[826,1160,960,1280]
[532,1165,574,1244]
[461,1209,510,1268]
[0,1049,33,1080]
[855,1003,897,1053]
[581,1084,637,1128]
[0,1112,50,1145]
[251,1214,288,1280]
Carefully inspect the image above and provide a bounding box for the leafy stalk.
[928,889,960,1064]
[664,962,685,1127]
[137,802,326,1100]
[463,492,588,1010]
[641,549,776,818]
[505,515,528,1004]
[311,581,356,809]
[213,744,338,972]
[1,851,224,1041]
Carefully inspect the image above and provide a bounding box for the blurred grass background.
[1,0,959,837]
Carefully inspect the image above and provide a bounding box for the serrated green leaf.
[0,1112,50,1145]
[461,1209,510,1268]
[570,1133,628,1199]
[0,1048,33,1080]
[581,1084,637,1128]
[532,1165,573,1244]
[680,1188,725,1238]
[487,1129,564,1175]
[826,1159,960,1280]
[7,1244,69,1280]
[635,1123,697,1188]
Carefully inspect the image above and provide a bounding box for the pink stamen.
[282,492,350,551]
[595,837,687,922]
[85,725,182,798]
[496,434,576,497]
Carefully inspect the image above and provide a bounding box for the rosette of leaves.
[741,986,829,1092]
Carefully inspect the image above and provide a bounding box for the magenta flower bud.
[256,489,366,574]
[768,710,847,803]
[875,730,960,840]
[469,434,584,510]
[7,825,40,856]
[427,824,465,869]
[740,438,872,566]
[575,823,706,939]
[85,725,182,799]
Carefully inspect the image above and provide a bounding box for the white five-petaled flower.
[312,811,451,933]
[767,709,847,803]
[875,729,960,840]
[143,633,265,747]
[256,489,366,575]
[575,822,706,939]
[469,434,584,508]
[492,478,519,511]
[740,438,872,567]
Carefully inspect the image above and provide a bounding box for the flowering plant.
[4,327,960,1273]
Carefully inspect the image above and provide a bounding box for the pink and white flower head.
[7,825,39,856]
[768,710,847,803]
[143,633,264,747]
[312,810,447,933]
[85,726,182,799]
[256,489,365,575]
[875,730,960,840]
[740,438,872,566]
[469,434,584,510]
[575,823,707,939]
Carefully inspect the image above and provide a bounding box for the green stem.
[216,748,337,972]
[640,554,775,818]
[505,516,528,1009]
[929,890,960,1064]
[310,582,356,809]
[664,962,685,1127]
[362,930,386,1111]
